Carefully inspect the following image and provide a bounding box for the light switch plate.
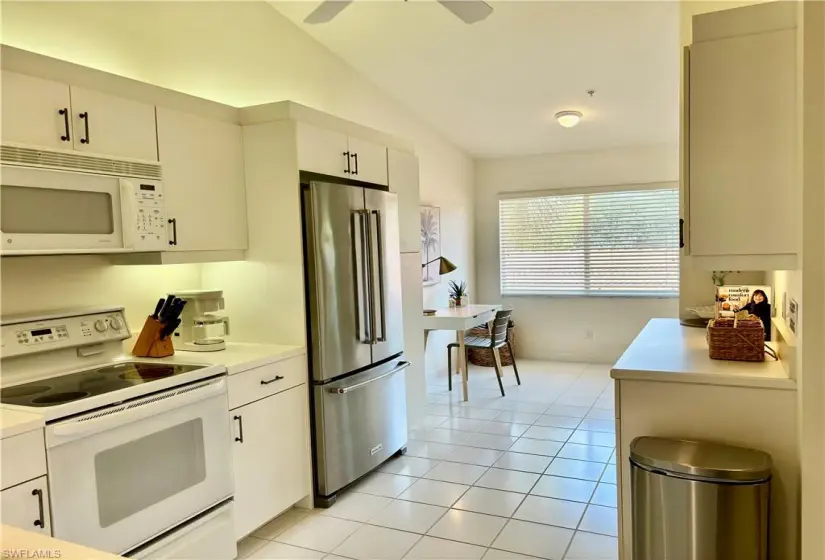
[789,298,798,334]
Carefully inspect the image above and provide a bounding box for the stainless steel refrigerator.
[302,180,408,506]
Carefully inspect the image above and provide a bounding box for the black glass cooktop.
[0,362,203,407]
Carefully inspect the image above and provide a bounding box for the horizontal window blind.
[499,186,679,297]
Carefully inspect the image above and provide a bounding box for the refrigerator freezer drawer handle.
[327,361,410,394]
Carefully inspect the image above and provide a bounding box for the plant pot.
[449,296,469,307]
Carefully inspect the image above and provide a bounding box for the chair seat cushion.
[464,335,492,348]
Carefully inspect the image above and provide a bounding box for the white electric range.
[0,307,237,559]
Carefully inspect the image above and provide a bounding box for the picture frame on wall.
[421,206,441,286]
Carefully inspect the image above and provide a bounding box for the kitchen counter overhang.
[610,318,795,391]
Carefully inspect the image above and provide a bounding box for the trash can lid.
[630,437,772,482]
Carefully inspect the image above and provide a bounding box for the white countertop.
[122,340,305,375]
[0,407,44,439]
[611,318,795,390]
[1,525,122,559]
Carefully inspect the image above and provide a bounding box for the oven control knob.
[94,319,108,333]
[108,316,124,331]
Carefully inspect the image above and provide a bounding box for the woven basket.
[467,323,515,367]
[707,317,765,362]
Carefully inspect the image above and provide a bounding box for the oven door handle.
[48,378,227,445]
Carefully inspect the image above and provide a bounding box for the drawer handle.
[32,489,45,528]
[233,414,244,443]
[261,375,285,385]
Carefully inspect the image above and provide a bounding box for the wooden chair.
[447,309,521,397]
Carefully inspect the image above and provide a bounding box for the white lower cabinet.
[231,382,310,540]
[1,476,51,535]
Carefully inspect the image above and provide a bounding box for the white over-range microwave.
[0,146,169,255]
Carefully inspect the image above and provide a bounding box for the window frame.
[497,181,681,299]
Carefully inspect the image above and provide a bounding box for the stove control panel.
[1,309,130,359]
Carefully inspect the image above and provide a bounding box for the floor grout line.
[246,364,618,560]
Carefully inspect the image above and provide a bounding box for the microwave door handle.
[119,180,136,249]
[48,378,226,444]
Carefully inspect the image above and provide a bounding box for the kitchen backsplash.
[0,256,202,331]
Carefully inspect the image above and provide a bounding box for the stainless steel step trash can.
[630,437,771,560]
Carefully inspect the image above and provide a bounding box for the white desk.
[422,304,501,401]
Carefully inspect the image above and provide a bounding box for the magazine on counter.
[715,285,772,341]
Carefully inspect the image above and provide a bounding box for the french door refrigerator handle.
[351,211,371,343]
[371,210,387,342]
[363,209,378,344]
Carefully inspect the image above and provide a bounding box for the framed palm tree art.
[420,206,441,286]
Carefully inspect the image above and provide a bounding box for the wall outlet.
[585,328,594,340]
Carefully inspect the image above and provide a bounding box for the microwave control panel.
[129,180,168,251]
[1,309,130,359]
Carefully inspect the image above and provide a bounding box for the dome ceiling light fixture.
[555,110,583,128]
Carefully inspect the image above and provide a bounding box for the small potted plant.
[448,280,468,307]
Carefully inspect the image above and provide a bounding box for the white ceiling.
[271,1,680,159]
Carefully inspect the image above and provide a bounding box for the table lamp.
[422,257,457,316]
[421,256,457,275]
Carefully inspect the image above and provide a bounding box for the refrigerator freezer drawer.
[314,360,409,498]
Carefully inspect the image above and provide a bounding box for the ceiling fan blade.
[437,0,493,24]
[303,0,353,24]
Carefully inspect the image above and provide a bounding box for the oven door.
[0,165,126,253]
[45,377,233,554]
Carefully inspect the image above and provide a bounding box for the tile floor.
[238,360,618,560]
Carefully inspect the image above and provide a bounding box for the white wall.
[475,145,681,363]
[0,256,201,332]
[0,1,474,378]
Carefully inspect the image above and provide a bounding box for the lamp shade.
[422,256,458,275]
[437,256,458,275]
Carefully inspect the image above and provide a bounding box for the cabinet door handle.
[343,151,351,174]
[233,415,244,443]
[32,489,45,528]
[351,153,359,175]
[168,218,178,246]
[58,108,70,142]
[679,218,685,249]
[79,112,90,144]
[260,375,285,385]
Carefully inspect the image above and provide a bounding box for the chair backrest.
[490,309,513,347]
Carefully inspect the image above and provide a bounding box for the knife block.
[132,316,175,358]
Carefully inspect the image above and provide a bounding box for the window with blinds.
[499,186,680,297]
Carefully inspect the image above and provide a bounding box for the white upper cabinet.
[1,71,73,150]
[348,136,388,186]
[388,149,421,253]
[686,2,797,266]
[296,122,389,186]
[70,86,158,161]
[297,122,350,180]
[156,107,248,252]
